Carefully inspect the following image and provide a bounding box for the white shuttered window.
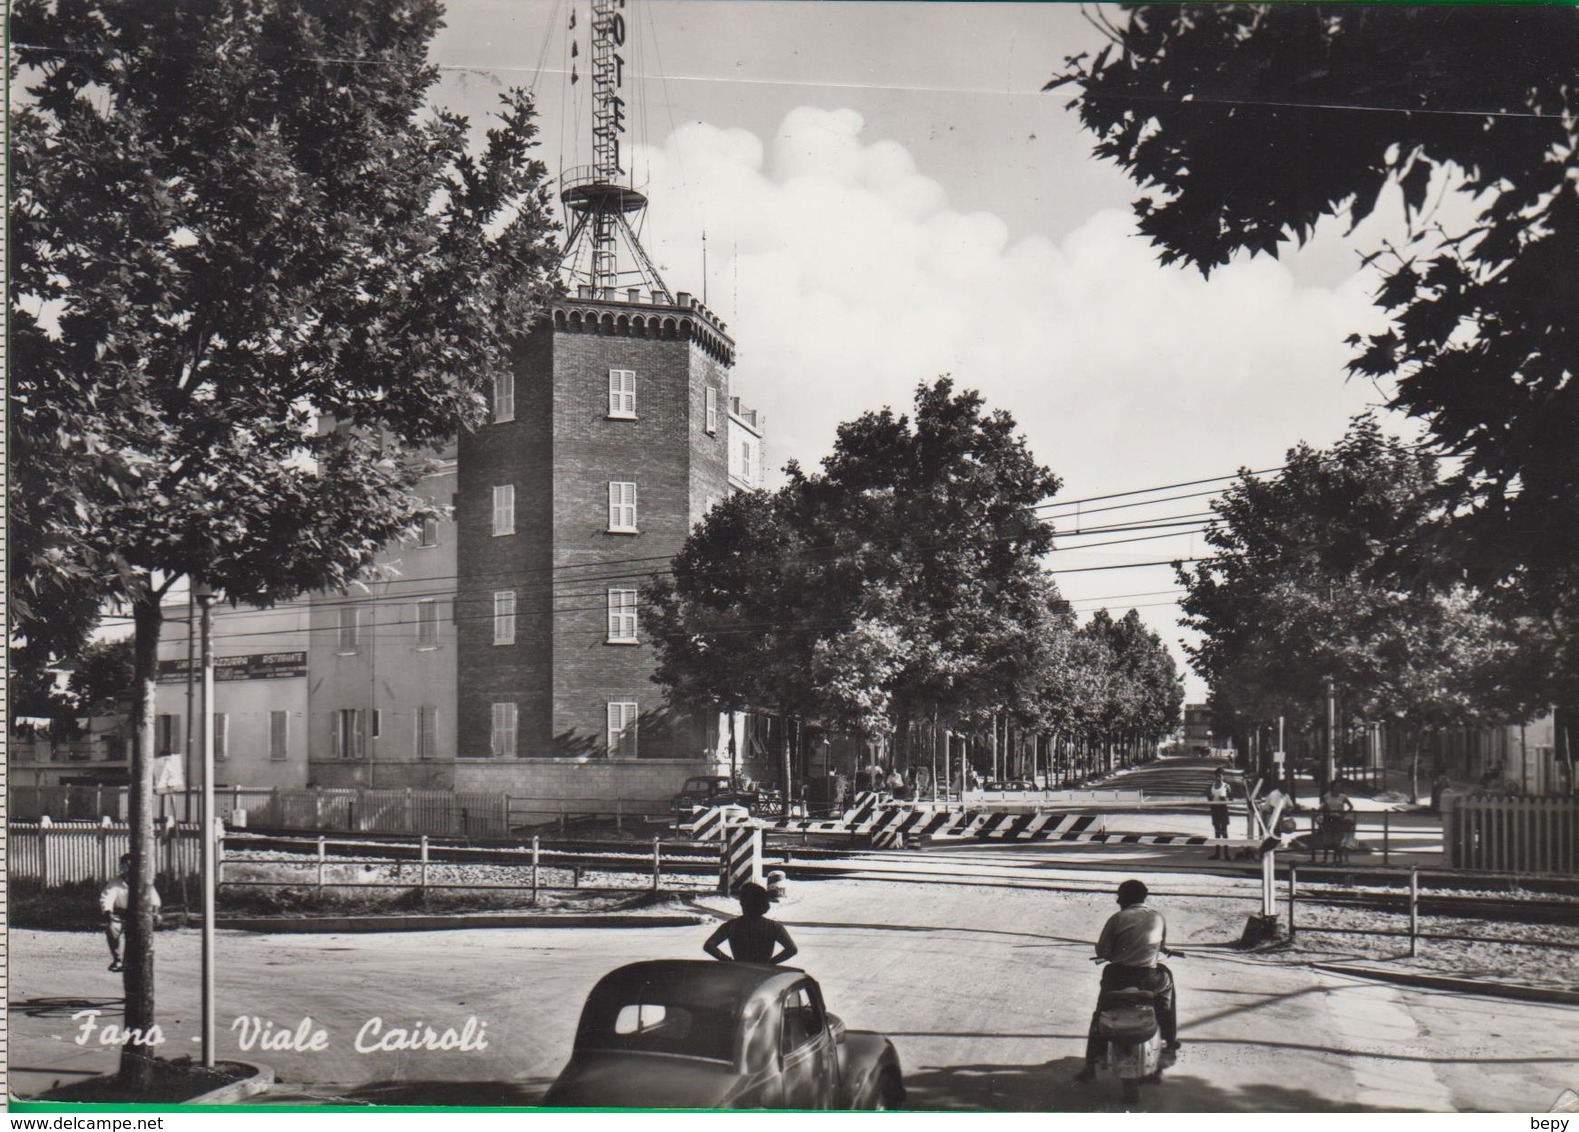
[608,369,636,418]
[607,588,638,642]
[493,372,515,422]
[493,590,516,645]
[492,484,515,536]
[491,702,518,757]
[607,701,638,757]
[608,481,637,532]
[416,599,438,647]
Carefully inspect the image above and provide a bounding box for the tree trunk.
[121,591,163,1088]
[1409,725,1424,804]
[930,707,939,801]
[780,708,793,809]
[727,708,738,780]
[894,700,912,772]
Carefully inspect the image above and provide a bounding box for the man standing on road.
[1075,879,1179,1082]
[1207,769,1232,859]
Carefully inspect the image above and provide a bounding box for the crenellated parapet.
[550,287,735,366]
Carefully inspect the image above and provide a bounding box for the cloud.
[629,108,1392,694]
[634,107,1385,491]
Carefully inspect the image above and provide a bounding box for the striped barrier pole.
[719,825,762,895]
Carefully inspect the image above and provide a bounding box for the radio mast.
[560,0,669,299]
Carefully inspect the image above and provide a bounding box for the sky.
[427,0,1434,701]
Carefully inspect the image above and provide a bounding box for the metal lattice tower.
[560,0,669,299]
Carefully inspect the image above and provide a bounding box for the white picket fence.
[9,822,204,887]
[1444,794,1576,874]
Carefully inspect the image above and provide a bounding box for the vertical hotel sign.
[604,0,627,176]
[574,0,629,178]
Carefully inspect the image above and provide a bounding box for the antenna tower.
[560,0,669,299]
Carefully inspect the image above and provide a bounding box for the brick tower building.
[454,288,737,762]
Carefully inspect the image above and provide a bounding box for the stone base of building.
[454,756,722,822]
[309,760,457,791]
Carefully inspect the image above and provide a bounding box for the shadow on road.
[902,1055,1408,1113]
[794,919,1092,947]
[15,996,124,1019]
[251,1079,552,1106]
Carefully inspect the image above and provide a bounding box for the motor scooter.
[1089,950,1183,1106]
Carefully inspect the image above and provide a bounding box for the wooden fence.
[1444,794,1576,874]
[9,822,203,887]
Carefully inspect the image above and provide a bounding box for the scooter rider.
[1074,879,1179,1082]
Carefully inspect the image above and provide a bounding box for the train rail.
[225,827,1578,928]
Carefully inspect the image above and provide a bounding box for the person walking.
[703,882,798,966]
[1206,769,1232,860]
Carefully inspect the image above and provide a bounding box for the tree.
[1179,416,1537,794]
[647,379,1063,794]
[803,378,1062,765]
[1049,4,1578,720]
[11,0,558,1086]
[645,489,826,793]
[67,637,137,716]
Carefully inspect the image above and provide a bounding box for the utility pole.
[194,581,217,1069]
[184,589,195,823]
[1325,678,1337,790]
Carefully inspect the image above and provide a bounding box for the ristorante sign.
[157,651,307,684]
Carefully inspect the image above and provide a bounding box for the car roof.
[586,959,805,1011]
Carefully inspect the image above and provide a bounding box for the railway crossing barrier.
[681,792,1295,858]
[680,804,750,842]
[719,824,762,895]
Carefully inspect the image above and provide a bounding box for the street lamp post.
[194,580,217,1069]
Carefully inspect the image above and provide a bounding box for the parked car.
[542,960,905,1109]
[671,775,759,816]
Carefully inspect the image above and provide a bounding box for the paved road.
[10,876,1569,1111]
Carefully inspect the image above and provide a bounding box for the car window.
[614,1003,666,1035]
[587,999,735,1062]
[780,985,823,1056]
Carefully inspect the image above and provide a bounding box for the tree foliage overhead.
[1048,3,1578,633]
[11,0,561,628]
[9,0,561,1084]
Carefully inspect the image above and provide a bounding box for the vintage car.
[671,775,759,816]
[542,960,905,1109]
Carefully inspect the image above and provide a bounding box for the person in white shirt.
[1206,769,1232,859]
[1075,879,1179,1082]
[100,853,160,973]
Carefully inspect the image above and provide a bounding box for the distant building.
[309,450,459,790]
[154,599,311,792]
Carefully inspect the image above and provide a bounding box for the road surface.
[10,874,1569,1111]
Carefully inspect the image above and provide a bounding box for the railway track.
[226,826,1578,927]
